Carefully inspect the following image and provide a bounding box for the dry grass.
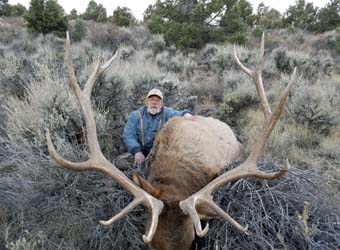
[1,17,340,250]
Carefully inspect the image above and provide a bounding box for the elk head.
[46,32,296,250]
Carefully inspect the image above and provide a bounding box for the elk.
[46,32,296,250]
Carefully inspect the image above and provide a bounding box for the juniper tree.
[24,0,67,36]
[314,0,340,32]
[144,0,253,50]
[83,0,107,22]
[9,3,27,17]
[283,0,318,31]
[112,6,136,27]
[0,0,10,16]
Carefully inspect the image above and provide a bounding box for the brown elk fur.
[137,116,242,250]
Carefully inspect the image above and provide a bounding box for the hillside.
[0,17,339,250]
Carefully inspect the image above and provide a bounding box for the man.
[124,88,194,167]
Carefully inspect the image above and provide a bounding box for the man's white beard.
[147,107,161,115]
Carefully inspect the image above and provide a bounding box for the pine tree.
[220,0,253,44]
[315,0,340,32]
[69,8,78,20]
[71,18,87,42]
[112,6,136,27]
[44,0,68,36]
[0,0,10,16]
[83,0,107,22]
[255,3,282,29]
[144,0,253,49]
[9,3,27,17]
[283,0,318,31]
[25,0,45,33]
[24,0,67,36]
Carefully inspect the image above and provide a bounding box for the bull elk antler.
[45,32,164,243]
[180,33,297,237]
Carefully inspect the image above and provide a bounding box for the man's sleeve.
[123,112,141,155]
[165,107,193,119]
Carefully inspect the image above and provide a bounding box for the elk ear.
[133,171,161,198]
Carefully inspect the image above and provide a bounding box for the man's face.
[146,96,163,115]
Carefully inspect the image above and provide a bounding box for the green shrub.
[227,31,248,45]
[189,72,223,105]
[156,50,195,76]
[287,81,340,135]
[252,27,263,38]
[215,71,258,127]
[205,45,235,73]
[146,34,166,55]
[201,44,218,59]
[112,6,137,27]
[128,70,189,110]
[287,26,297,34]
[5,65,82,148]
[86,22,153,51]
[273,48,334,79]
[119,45,135,61]
[0,17,26,44]
[336,27,340,54]
[128,25,153,49]
[9,32,38,55]
[289,124,322,149]
[87,21,120,50]
[69,18,87,42]
[336,37,340,54]
[82,0,107,22]
[0,31,53,97]
[318,136,340,163]
[156,51,182,73]
[216,88,257,127]
[0,50,28,97]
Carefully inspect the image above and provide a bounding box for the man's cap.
[147,88,163,100]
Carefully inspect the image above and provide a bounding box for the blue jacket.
[124,106,191,156]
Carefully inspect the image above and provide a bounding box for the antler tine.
[179,196,209,237]
[253,32,271,121]
[143,199,164,243]
[234,33,271,121]
[180,166,251,236]
[249,67,297,163]
[46,128,92,170]
[181,35,296,237]
[233,45,253,77]
[99,198,144,226]
[65,32,82,99]
[257,32,265,71]
[84,50,118,97]
[46,32,164,243]
[180,160,291,236]
[98,193,164,244]
[65,31,101,157]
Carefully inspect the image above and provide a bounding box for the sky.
[8,0,332,21]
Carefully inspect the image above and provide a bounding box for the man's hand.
[134,152,145,166]
[183,113,195,120]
